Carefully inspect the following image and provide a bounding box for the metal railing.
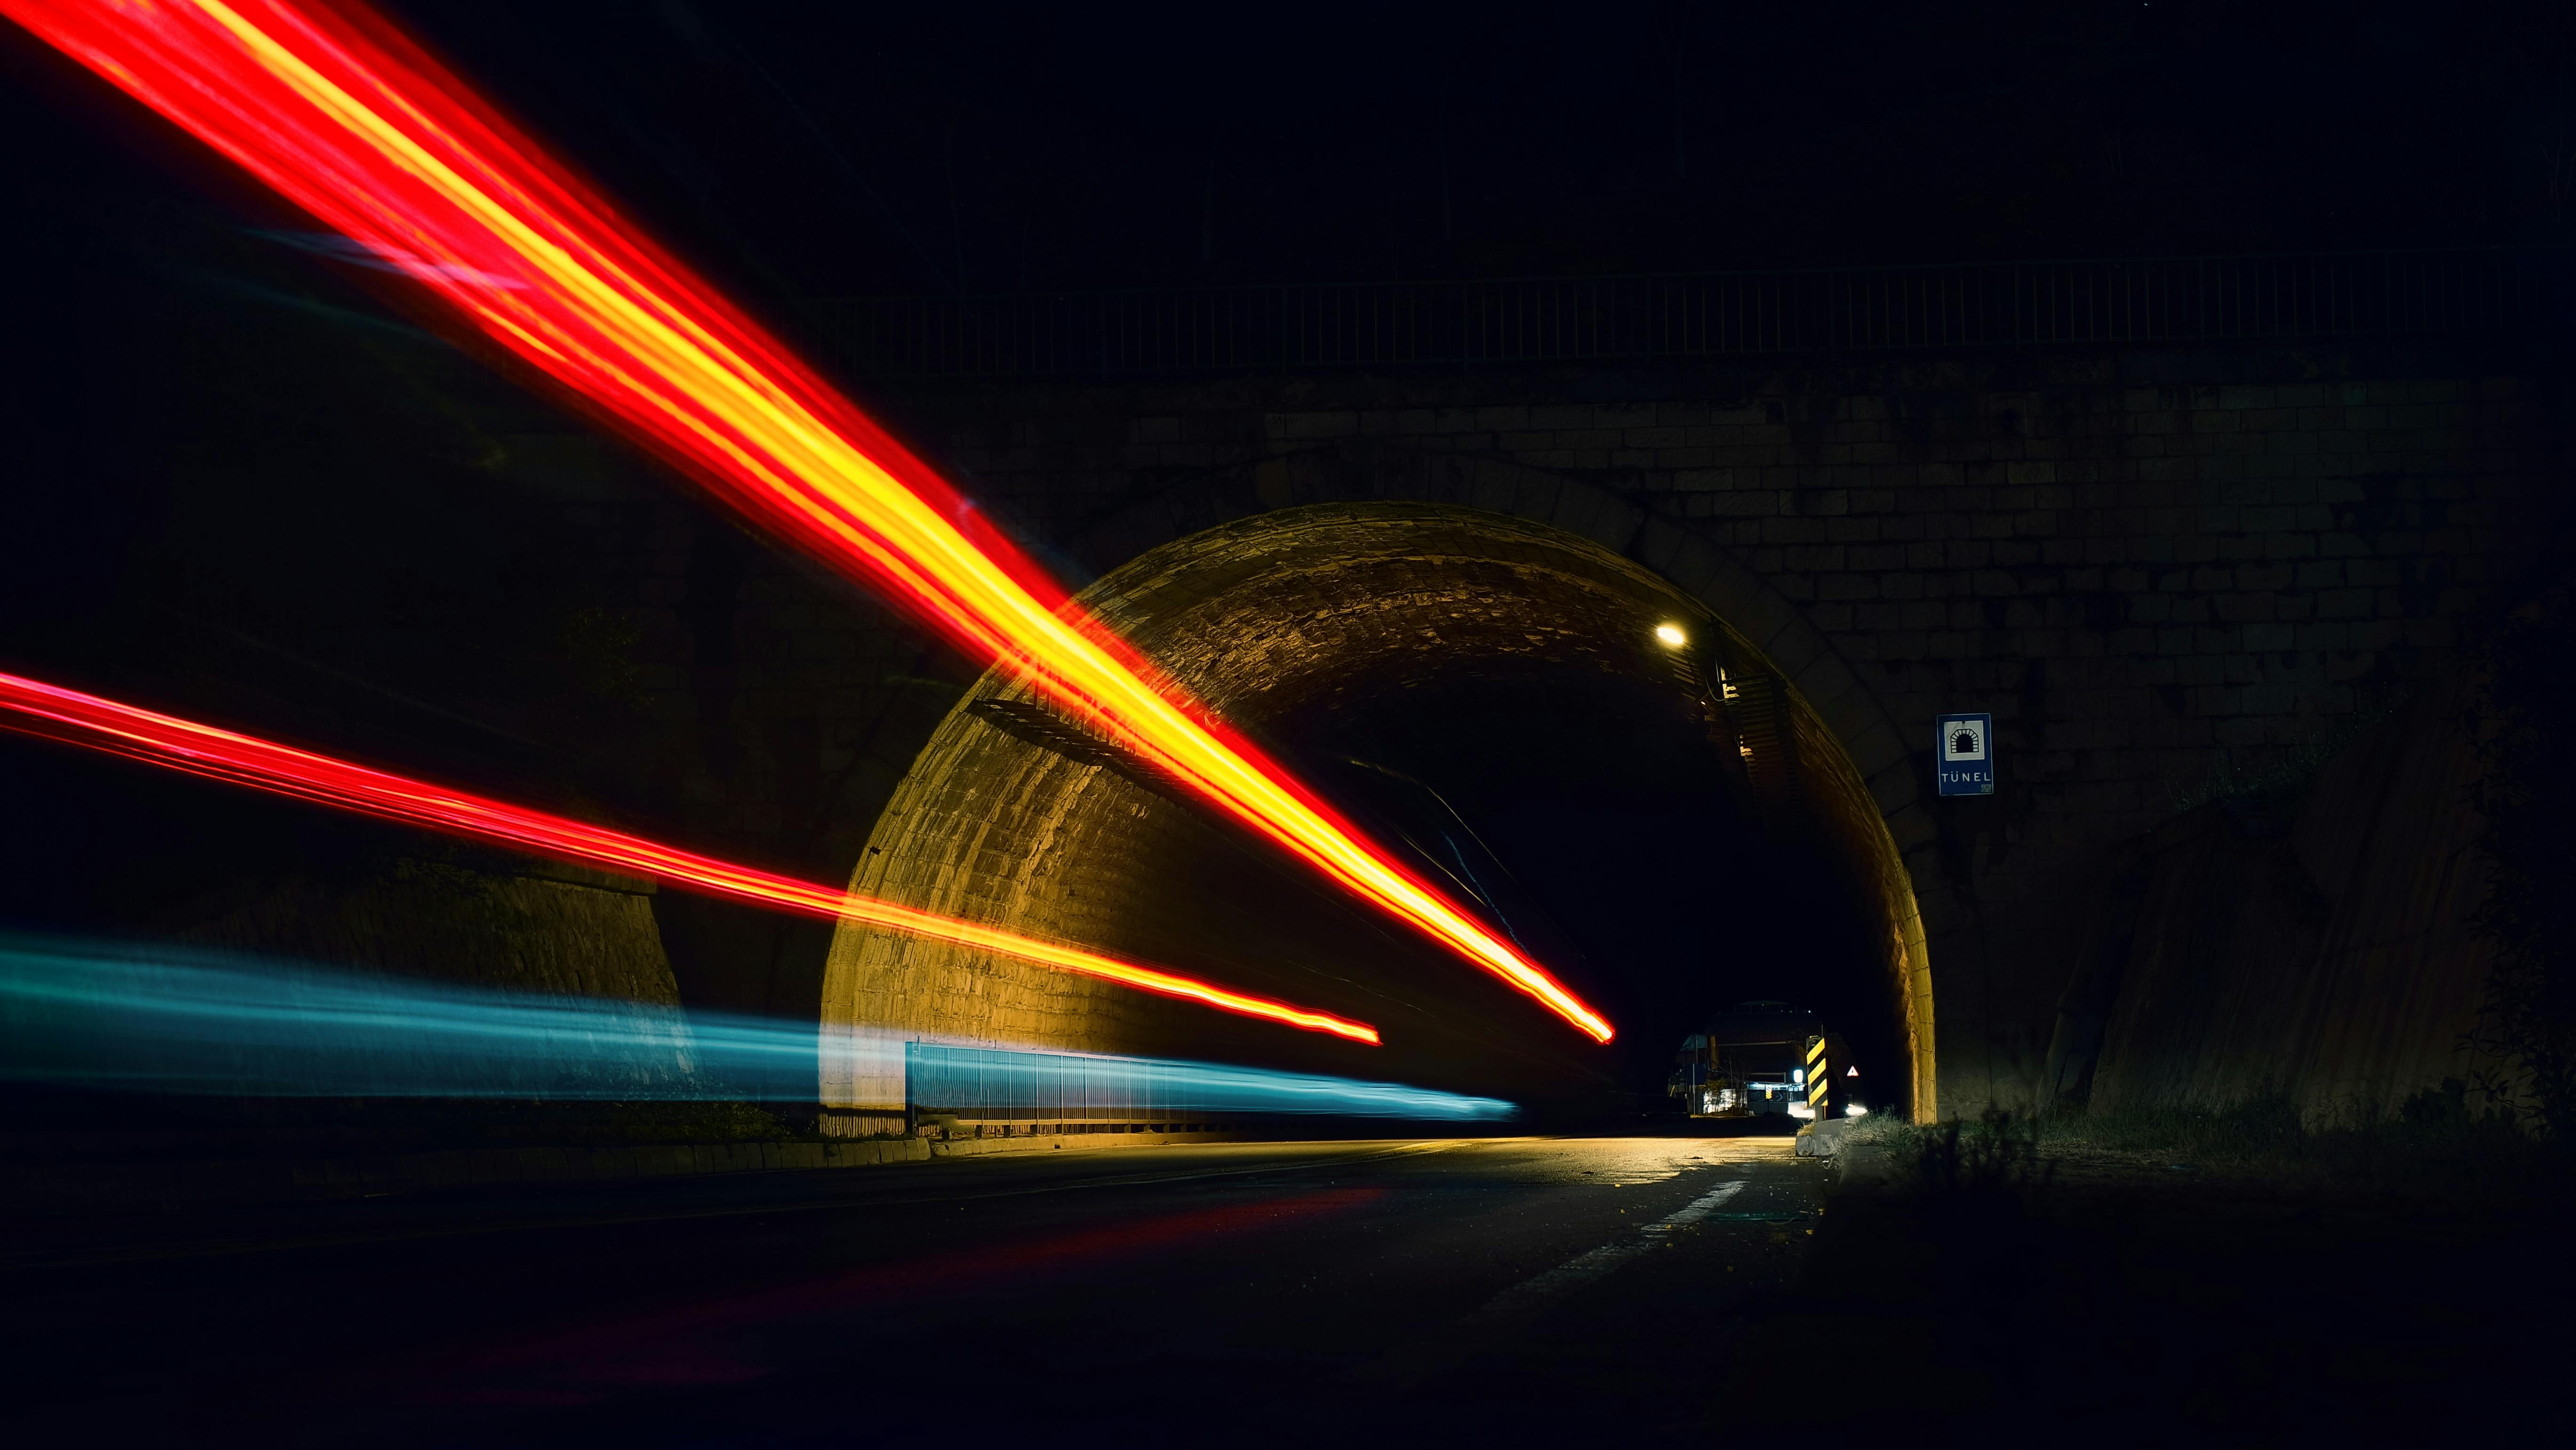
[797,246,2571,381]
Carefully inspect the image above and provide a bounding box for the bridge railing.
[797,247,2572,381]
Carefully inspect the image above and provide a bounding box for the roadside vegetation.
[1841,1082,2556,1203]
[2471,551,2576,1141]
[1724,1095,2570,1437]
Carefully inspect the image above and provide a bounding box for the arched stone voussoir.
[1081,459,1915,823]
[1019,458,1950,1117]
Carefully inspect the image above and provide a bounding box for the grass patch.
[1848,1082,2560,1203]
[1753,1101,2575,1440]
[1833,1080,2567,1209]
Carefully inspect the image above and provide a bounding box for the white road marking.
[1469,1179,1748,1321]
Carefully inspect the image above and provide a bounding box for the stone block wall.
[873,345,2566,1108]
[2076,669,2497,1125]
[453,344,2562,1112]
[482,435,973,1022]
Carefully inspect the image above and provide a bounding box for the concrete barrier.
[1794,1118,1862,1157]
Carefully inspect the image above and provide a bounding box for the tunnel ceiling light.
[2,0,1615,1047]
[0,670,1382,1046]
[1654,623,1689,649]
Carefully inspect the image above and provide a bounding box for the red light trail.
[0,0,1612,1042]
[0,670,1381,1046]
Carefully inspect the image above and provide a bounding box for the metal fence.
[798,247,2571,382]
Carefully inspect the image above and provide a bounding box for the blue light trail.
[904,1042,1518,1123]
[0,935,1517,1120]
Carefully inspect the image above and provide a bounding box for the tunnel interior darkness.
[823,503,1931,1123]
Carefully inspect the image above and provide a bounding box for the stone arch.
[824,486,1943,1124]
[1060,447,1949,1102]
[1065,443,1940,893]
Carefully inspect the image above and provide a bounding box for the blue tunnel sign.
[1936,712,1995,797]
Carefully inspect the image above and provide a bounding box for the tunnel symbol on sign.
[1936,711,1995,796]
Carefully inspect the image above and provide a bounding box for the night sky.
[481,1,2576,282]
[406,0,2572,293]
[15,1,2563,306]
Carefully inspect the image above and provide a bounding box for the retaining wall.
[2067,671,2496,1124]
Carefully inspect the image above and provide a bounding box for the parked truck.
[1668,1001,1865,1120]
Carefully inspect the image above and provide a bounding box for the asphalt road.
[0,1133,1826,1445]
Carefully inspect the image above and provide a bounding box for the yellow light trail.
[2,0,1614,1042]
[0,669,1382,1045]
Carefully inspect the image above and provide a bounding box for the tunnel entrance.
[821,503,1931,1127]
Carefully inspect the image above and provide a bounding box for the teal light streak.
[0,934,1515,1120]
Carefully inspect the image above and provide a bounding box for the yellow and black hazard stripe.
[1806,1035,1829,1114]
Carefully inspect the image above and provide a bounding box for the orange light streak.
[1,0,1613,1042]
[0,670,1381,1046]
